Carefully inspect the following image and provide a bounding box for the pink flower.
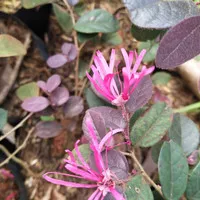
[86,48,155,106]
[43,120,128,200]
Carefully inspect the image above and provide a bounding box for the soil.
[0,1,200,200]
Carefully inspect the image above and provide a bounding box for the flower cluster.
[43,120,128,200]
[86,49,154,106]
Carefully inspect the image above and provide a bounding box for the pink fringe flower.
[43,120,126,200]
[86,48,155,106]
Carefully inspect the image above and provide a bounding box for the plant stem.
[126,151,164,198]
[0,112,33,142]
[62,0,80,95]
[174,101,200,113]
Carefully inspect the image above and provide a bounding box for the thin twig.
[123,151,164,198]
[62,0,80,95]
[0,127,34,167]
[0,112,33,142]
[0,144,42,177]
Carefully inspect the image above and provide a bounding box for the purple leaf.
[63,96,84,117]
[82,110,107,142]
[37,80,47,92]
[104,186,125,200]
[67,0,79,6]
[90,149,129,179]
[21,96,50,112]
[47,54,68,68]
[87,107,126,129]
[46,74,61,93]
[156,15,200,69]
[125,76,153,114]
[35,121,62,138]
[61,43,77,61]
[50,87,69,106]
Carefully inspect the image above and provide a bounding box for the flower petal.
[43,172,97,188]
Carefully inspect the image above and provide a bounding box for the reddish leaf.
[90,149,129,179]
[156,16,200,69]
[90,107,126,129]
[47,54,67,68]
[21,96,50,112]
[35,121,62,138]
[63,96,84,117]
[125,76,153,114]
[82,109,107,142]
[46,74,61,93]
[50,87,69,106]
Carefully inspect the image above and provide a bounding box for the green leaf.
[0,108,7,130]
[129,108,146,130]
[74,2,87,16]
[186,161,200,200]
[194,54,200,61]
[151,141,164,164]
[79,60,89,79]
[130,103,172,147]
[85,88,112,108]
[77,32,98,43]
[169,114,199,156]
[22,0,53,9]
[0,34,26,57]
[152,72,172,86]
[40,115,55,121]
[53,4,73,33]
[74,9,119,33]
[101,32,122,45]
[158,140,189,200]
[16,82,40,101]
[138,40,159,62]
[131,24,162,41]
[72,144,91,164]
[125,175,154,200]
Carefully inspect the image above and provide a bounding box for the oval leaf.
[16,82,40,101]
[61,43,77,61]
[125,76,153,114]
[86,107,126,129]
[63,96,84,117]
[53,4,73,33]
[0,108,7,130]
[130,103,172,147]
[46,74,61,93]
[47,54,67,68]
[158,141,189,200]
[125,175,154,200]
[35,121,62,138]
[169,113,199,156]
[21,97,50,112]
[123,0,199,29]
[50,87,69,106]
[0,34,26,57]
[37,81,47,92]
[152,72,172,86]
[74,9,119,33]
[83,109,107,141]
[186,161,200,199]
[90,149,129,180]
[156,15,200,69]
